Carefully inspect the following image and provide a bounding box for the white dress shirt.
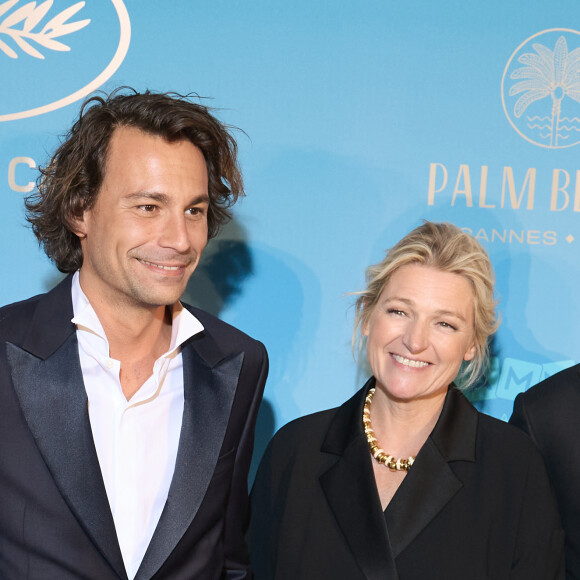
[71,272,203,579]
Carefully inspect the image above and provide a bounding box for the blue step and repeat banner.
[2,0,579,471]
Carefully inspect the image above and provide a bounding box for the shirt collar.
[70,271,204,358]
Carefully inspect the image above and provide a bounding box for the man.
[510,367,578,579]
[0,90,268,579]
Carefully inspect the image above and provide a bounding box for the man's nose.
[160,212,192,253]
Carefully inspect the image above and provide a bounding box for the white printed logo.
[0,0,130,122]
[501,29,580,149]
[0,0,90,60]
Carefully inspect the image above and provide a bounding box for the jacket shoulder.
[477,410,546,452]
[271,407,339,452]
[184,303,264,349]
[517,363,580,406]
[252,407,340,507]
[0,292,45,343]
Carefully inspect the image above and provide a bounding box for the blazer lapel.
[7,278,126,580]
[135,331,244,580]
[385,387,477,559]
[319,380,400,580]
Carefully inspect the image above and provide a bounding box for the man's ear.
[68,211,88,240]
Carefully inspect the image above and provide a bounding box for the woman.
[249,222,564,579]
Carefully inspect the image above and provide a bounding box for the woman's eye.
[387,309,405,316]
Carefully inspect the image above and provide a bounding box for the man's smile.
[137,258,188,271]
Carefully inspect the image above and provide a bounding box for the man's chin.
[133,289,187,309]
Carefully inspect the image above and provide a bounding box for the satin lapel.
[7,336,126,579]
[319,382,399,580]
[384,437,462,558]
[385,388,476,559]
[135,338,244,580]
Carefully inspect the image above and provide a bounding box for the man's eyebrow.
[124,192,210,205]
[124,192,169,204]
[189,193,210,205]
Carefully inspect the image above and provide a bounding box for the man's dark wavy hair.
[25,88,244,273]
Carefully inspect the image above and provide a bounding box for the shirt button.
[105,359,115,369]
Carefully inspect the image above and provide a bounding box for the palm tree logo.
[502,29,580,149]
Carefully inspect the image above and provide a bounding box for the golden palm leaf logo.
[502,29,580,148]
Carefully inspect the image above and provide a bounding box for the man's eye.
[139,205,156,212]
[187,207,206,216]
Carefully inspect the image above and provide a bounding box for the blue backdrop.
[2,0,579,474]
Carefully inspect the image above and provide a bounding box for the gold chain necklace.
[363,388,415,472]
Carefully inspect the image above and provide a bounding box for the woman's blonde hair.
[353,221,500,389]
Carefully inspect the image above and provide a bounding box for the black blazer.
[249,378,564,580]
[0,276,268,580]
[510,364,580,580]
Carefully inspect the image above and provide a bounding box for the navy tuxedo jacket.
[249,379,564,580]
[0,276,268,579]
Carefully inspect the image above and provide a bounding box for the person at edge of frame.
[511,363,580,580]
[0,88,268,580]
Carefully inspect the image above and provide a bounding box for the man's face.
[74,126,209,311]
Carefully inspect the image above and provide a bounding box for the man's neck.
[78,277,175,400]
[99,304,174,401]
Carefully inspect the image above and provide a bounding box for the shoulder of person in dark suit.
[510,364,580,580]
[510,363,580,448]
[184,303,267,354]
[0,291,45,338]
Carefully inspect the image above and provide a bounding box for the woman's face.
[363,264,477,405]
